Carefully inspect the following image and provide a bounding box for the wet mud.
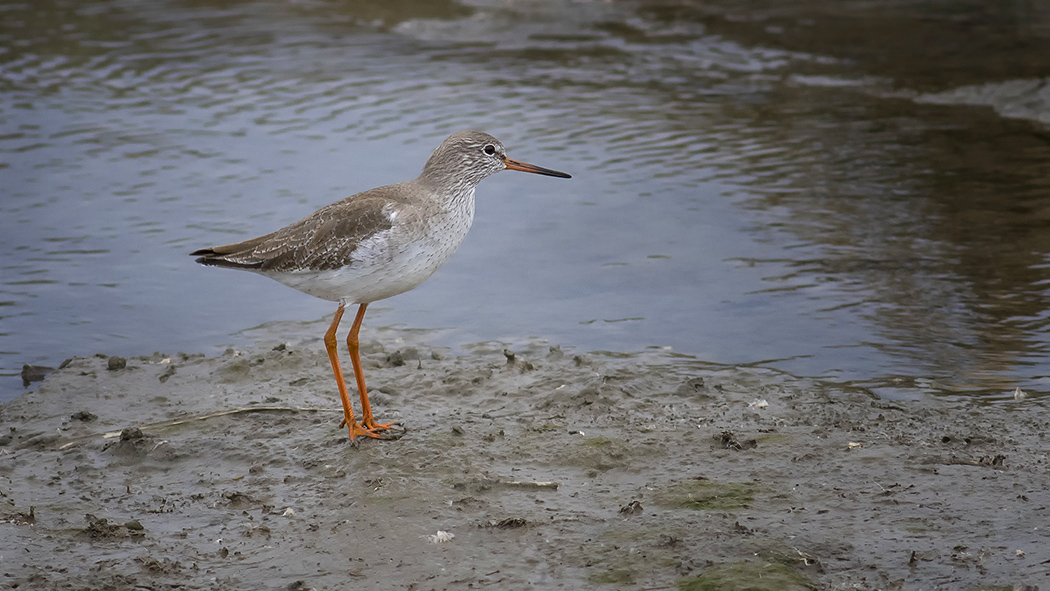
[1,326,1047,590]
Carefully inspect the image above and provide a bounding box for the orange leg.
[346,303,399,433]
[324,304,384,441]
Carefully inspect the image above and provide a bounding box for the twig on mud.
[792,546,820,566]
[498,481,560,490]
[56,406,339,450]
[943,454,1007,468]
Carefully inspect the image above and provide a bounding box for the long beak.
[504,157,572,179]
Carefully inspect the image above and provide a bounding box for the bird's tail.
[190,234,274,270]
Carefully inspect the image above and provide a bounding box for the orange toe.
[346,420,385,441]
[341,418,403,441]
[362,418,404,440]
[363,418,399,431]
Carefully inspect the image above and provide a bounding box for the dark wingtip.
[191,248,219,267]
[191,245,264,269]
[193,253,263,270]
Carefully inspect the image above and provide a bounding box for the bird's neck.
[406,176,476,217]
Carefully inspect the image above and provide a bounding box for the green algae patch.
[589,568,637,586]
[653,478,756,511]
[559,436,633,472]
[581,527,685,586]
[678,561,815,591]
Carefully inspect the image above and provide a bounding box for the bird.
[191,130,571,441]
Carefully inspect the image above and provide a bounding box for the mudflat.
[1,323,1046,590]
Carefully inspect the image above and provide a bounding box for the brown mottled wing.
[192,190,396,273]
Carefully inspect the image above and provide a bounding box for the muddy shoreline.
[2,324,1047,590]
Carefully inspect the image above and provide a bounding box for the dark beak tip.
[537,169,572,179]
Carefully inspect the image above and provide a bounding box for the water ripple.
[3,0,1050,400]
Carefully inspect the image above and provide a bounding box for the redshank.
[191,130,571,441]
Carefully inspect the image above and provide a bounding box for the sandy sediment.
[1,325,1047,590]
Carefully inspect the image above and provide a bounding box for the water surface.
[4,0,1050,401]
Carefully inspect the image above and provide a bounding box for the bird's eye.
[483,144,496,155]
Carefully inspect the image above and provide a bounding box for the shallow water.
[4,0,1050,402]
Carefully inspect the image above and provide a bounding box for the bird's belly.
[261,218,469,304]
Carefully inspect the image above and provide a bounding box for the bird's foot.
[362,416,404,440]
[341,418,405,441]
[369,422,406,440]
